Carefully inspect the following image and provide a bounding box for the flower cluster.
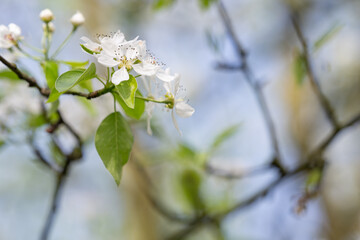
[81,31,195,134]
[0,24,22,49]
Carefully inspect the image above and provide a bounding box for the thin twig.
[217,0,285,175]
[291,15,340,128]
[40,156,73,240]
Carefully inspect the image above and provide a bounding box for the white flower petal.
[171,110,182,136]
[125,47,137,60]
[112,30,125,44]
[156,68,177,82]
[175,101,195,118]
[132,62,159,76]
[112,66,129,85]
[97,53,119,67]
[8,23,21,38]
[81,36,101,52]
[145,102,155,135]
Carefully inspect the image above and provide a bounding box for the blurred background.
[1,0,360,239]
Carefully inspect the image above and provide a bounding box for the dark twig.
[291,15,340,129]
[40,109,83,240]
[0,55,113,100]
[308,113,360,160]
[205,161,274,179]
[217,0,285,175]
[132,159,194,223]
[0,55,85,240]
[40,156,73,240]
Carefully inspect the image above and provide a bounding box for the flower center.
[165,93,175,109]
[119,56,133,71]
[4,34,15,43]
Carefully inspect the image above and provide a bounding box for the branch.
[216,0,285,175]
[291,15,340,128]
[308,112,360,160]
[0,55,49,96]
[40,155,73,240]
[40,109,83,240]
[0,54,113,100]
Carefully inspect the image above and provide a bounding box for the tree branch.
[216,0,285,175]
[291,15,340,128]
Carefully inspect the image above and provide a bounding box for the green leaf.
[0,139,5,149]
[42,61,59,89]
[60,60,89,69]
[314,23,343,51]
[47,100,60,123]
[78,79,93,92]
[153,0,175,10]
[55,63,96,92]
[76,97,97,116]
[47,88,62,103]
[210,124,241,151]
[0,70,19,81]
[114,75,138,109]
[113,90,145,120]
[306,168,322,192]
[95,112,134,185]
[180,169,204,211]
[199,0,217,9]
[293,50,307,85]
[27,114,47,128]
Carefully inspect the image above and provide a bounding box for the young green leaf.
[210,124,241,152]
[60,60,89,69]
[47,88,62,103]
[199,0,217,9]
[114,75,138,109]
[180,169,204,211]
[314,23,343,51]
[78,80,93,92]
[293,51,307,85]
[113,90,145,120]
[76,97,97,116]
[55,63,96,92]
[153,0,175,10]
[42,61,58,89]
[0,70,19,81]
[95,112,134,185]
[27,114,47,129]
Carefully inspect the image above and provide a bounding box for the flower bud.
[39,9,54,23]
[70,11,85,27]
[42,22,55,33]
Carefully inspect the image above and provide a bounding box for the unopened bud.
[70,11,85,27]
[39,9,54,23]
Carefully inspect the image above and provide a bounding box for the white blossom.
[163,74,195,134]
[0,23,22,49]
[39,9,54,22]
[70,11,85,27]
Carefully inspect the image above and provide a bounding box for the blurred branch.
[0,55,84,240]
[40,110,83,240]
[0,55,49,96]
[28,135,61,173]
[308,112,360,161]
[132,159,195,223]
[291,15,340,129]
[205,161,273,179]
[0,55,113,100]
[216,0,285,175]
